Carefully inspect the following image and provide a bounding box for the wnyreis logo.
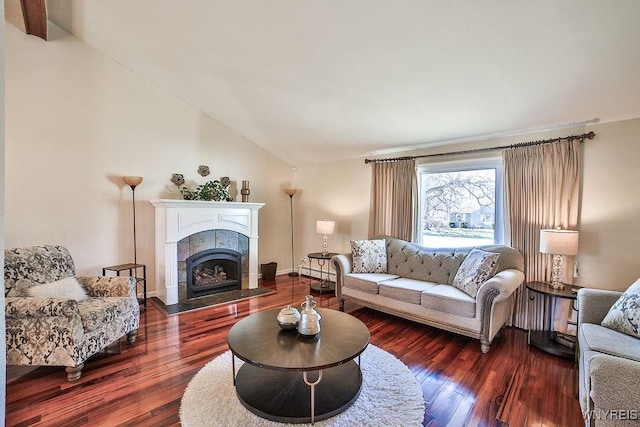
[583,409,638,421]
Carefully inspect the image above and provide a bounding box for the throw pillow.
[8,279,35,297]
[452,248,501,298]
[601,278,640,339]
[28,276,89,301]
[351,239,387,274]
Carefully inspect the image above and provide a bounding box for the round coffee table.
[227,307,370,424]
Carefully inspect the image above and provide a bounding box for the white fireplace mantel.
[150,199,265,305]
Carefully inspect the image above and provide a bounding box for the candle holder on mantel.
[241,180,250,202]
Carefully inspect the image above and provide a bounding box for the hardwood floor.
[6,275,584,426]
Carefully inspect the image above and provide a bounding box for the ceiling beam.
[20,0,47,40]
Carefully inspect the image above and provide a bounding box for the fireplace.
[186,248,242,299]
[151,200,264,305]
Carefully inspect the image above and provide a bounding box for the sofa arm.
[77,276,137,299]
[331,254,353,276]
[577,289,622,326]
[476,269,525,303]
[5,296,79,319]
[331,254,353,299]
[589,352,640,422]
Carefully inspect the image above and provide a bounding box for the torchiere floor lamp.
[123,176,143,264]
[284,188,299,277]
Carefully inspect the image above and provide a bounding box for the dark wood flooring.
[5,275,584,426]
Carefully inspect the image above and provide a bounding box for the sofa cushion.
[580,322,640,363]
[452,249,500,298]
[601,278,640,339]
[344,273,400,294]
[77,297,130,332]
[27,277,89,302]
[351,239,387,273]
[421,285,477,318]
[379,278,438,304]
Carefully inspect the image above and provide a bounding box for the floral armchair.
[5,245,140,381]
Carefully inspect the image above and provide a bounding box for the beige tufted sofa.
[5,245,140,381]
[331,236,524,352]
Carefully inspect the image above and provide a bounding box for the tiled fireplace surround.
[151,200,264,305]
[178,230,248,302]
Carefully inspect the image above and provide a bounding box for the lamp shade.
[316,220,335,235]
[540,229,579,256]
[284,188,298,197]
[123,176,143,187]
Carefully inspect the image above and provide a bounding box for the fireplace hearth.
[186,248,242,299]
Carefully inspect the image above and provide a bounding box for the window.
[418,158,503,248]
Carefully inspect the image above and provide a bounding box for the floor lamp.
[123,176,143,264]
[284,188,299,277]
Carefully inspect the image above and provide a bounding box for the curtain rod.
[364,131,595,164]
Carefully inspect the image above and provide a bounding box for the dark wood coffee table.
[227,308,370,424]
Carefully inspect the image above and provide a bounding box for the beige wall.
[295,119,640,292]
[579,119,640,289]
[5,21,640,297]
[4,23,295,295]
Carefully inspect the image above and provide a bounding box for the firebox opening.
[186,248,242,299]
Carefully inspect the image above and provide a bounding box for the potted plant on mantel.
[170,166,232,202]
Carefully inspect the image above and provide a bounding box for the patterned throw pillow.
[28,276,89,301]
[351,239,387,274]
[452,248,501,298]
[9,279,35,297]
[601,278,640,338]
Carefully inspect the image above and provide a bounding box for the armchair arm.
[476,269,525,304]
[5,296,79,319]
[5,296,85,369]
[77,276,137,298]
[577,289,622,325]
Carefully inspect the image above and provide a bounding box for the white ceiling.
[44,1,640,165]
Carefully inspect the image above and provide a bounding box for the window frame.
[416,157,504,247]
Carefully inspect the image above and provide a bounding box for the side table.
[102,263,147,310]
[526,281,580,359]
[307,252,338,294]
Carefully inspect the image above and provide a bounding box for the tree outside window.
[419,161,502,247]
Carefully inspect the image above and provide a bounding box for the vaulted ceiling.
[19,1,640,164]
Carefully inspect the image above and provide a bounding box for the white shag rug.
[180,345,425,426]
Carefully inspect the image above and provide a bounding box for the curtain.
[369,159,417,241]
[503,139,581,330]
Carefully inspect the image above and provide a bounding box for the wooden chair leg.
[127,330,138,344]
[480,339,491,353]
[66,363,84,382]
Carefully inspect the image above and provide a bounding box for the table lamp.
[539,228,579,290]
[316,219,335,256]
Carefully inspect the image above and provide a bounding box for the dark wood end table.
[307,252,338,294]
[227,308,370,424]
[526,281,581,359]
